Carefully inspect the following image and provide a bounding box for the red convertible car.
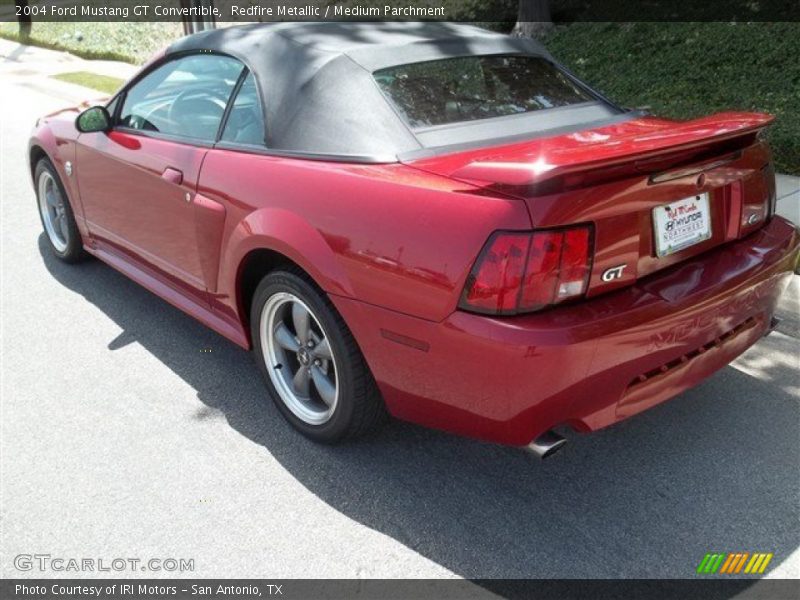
[30,23,799,457]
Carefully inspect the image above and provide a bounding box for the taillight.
[459,232,530,313]
[460,225,593,315]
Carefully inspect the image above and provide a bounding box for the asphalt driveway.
[1,55,798,583]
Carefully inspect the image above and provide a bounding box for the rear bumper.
[332,216,800,446]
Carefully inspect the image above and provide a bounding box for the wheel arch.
[29,145,49,182]
[28,137,85,226]
[28,119,61,184]
[225,208,357,336]
[237,247,300,333]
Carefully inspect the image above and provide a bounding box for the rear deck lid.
[405,112,775,297]
[404,112,772,190]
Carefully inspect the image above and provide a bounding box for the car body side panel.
[192,192,227,293]
[75,130,209,294]
[198,148,532,332]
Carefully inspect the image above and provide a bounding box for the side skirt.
[84,242,250,349]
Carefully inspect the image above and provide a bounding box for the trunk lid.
[405,112,776,297]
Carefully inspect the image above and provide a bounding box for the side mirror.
[76,106,111,133]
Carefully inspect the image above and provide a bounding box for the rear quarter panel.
[198,149,532,327]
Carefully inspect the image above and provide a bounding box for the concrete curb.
[776,174,799,224]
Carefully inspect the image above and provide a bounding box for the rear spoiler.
[445,112,773,188]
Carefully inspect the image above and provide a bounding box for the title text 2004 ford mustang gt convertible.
[30,23,799,457]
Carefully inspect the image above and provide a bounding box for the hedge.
[542,22,799,175]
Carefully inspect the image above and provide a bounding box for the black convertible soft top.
[167,23,619,161]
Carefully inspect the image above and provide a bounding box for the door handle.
[161,167,183,185]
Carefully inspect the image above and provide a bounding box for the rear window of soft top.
[374,55,594,129]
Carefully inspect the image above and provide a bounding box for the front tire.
[35,158,86,263]
[251,268,386,442]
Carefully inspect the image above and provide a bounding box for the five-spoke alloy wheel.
[261,292,339,426]
[251,269,386,442]
[35,158,86,263]
[38,169,69,253]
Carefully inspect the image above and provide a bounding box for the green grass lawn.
[51,71,124,94]
[543,22,800,175]
[0,21,180,64]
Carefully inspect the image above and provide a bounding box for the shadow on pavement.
[39,235,799,582]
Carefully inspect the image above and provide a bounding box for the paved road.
[1,58,798,583]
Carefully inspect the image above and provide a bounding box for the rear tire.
[251,268,386,442]
[35,158,86,263]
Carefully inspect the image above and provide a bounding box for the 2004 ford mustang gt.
[30,23,799,456]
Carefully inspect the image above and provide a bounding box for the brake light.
[460,225,593,315]
[459,232,530,313]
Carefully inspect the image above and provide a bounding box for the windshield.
[374,55,595,130]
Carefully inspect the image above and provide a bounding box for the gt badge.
[601,264,627,282]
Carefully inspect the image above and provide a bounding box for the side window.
[220,72,265,145]
[119,54,244,142]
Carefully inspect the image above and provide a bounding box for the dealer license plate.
[652,193,712,257]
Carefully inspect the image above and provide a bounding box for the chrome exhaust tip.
[527,430,567,459]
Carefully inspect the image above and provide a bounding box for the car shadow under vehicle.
[38,234,799,583]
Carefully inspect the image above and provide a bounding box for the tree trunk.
[16,1,31,38]
[513,0,553,38]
